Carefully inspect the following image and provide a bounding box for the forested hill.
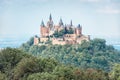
[20,37,120,72]
[0,48,120,80]
[0,38,120,79]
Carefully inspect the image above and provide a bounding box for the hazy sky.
[0,0,120,41]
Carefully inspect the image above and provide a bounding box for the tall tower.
[41,20,45,27]
[47,14,53,30]
[34,35,39,45]
[75,24,82,36]
[40,20,49,37]
[59,18,63,26]
[70,20,73,27]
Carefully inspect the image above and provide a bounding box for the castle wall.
[74,28,82,36]
[52,38,66,45]
[64,34,76,41]
[34,37,39,45]
[40,37,49,42]
[76,35,90,44]
[40,27,49,37]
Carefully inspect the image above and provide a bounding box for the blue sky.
[0,0,120,42]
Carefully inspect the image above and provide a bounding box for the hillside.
[0,48,120,80]
[20,38,120,72]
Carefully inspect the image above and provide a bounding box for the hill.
[0,48,120,80]
[20,38,120,72]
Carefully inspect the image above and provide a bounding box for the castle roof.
[49,13,52,21]
[41,20,45,27]
[70,20,73,26]
[77,24,81,28]
[59,18,63,26]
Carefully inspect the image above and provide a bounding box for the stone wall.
[34,37,39,45]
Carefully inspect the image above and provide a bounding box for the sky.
[0,0,120,43]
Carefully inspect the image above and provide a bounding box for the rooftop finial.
[70,20,73,26]
[49,13,52,21]
[59,18,63,26]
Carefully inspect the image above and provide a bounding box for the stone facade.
[34,14,90,45]
[34,36,39,45]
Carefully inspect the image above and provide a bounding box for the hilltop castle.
[34,14,90,45]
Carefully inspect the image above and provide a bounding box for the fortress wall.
[52,39,66,45]
[34,37,39,45]
[40,37,49,42]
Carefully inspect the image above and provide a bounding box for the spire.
[70,20,73,26]
[59,18,63,26]
[77,24,81,28]
[41,20,45,27]
[49,13,52,21]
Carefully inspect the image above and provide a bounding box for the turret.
[70,20,73,27]
[49,13,52,21]
[34,35,39,45]
[41,20,45,27]
[59,18,63,26]
[75,24,82,36]
[77,24,81,28]
[47,14,54,30]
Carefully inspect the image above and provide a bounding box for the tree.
[52,65,74,80]
[29,45,46,55]
[53,28,74,38]
[27,72,57,80]
[0,72,7,80]
[26,37,34,46]
[20,37,34,52]
[13,57,40,80]
[0,47,31,80]
[110,64,120,80]
[91,38,106,51]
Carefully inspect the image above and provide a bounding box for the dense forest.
[20,37,120,72]
[0,37,120,80]
[0,48,120,80]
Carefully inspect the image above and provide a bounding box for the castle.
[34,14,90,45]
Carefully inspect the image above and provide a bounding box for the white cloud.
[97,6,120,14]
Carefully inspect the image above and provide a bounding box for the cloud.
[97,6,120,14]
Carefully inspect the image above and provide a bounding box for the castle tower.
[75,24,82,36]
[34,35,39,45]
[59,18,63,26]
[47,14,53,30]
[70,20,73,27]
[41,20,45,27]
[40,20,49,37]
[49,13,52,21]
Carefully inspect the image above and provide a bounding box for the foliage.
[29,45,46,55]
[0,47,119,80]
[110,64,120,80]
[0,72,7,80]
[27,72,57,80]
[53,28,74,38]
[20,37,34,52]
[20,38,120,72]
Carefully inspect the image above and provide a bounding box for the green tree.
[0,48,32,80]
[29,45,46,55]
[26,37,34,46]
[27,72,57,80]
[110,64,120,80]
[13,57,39,80]
[0,72,7,80]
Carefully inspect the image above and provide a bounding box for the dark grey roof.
[41,20,45,27]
